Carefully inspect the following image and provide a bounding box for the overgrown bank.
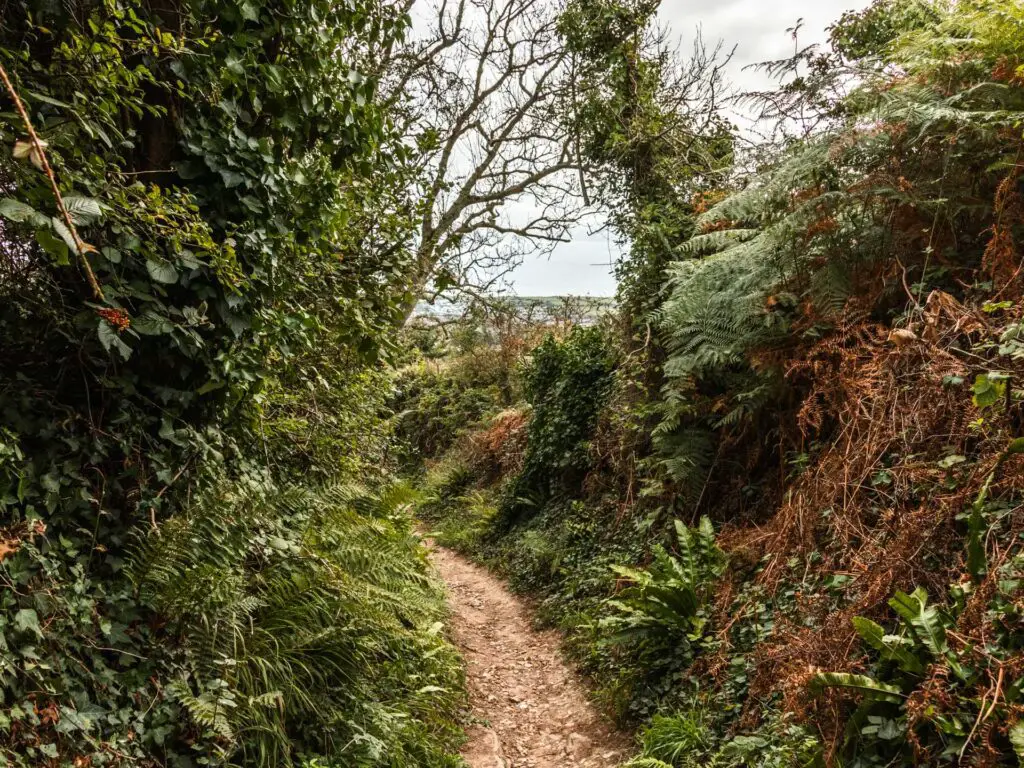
[396,2,1024,766]
[0,1,465,765]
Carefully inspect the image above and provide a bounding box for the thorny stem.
[0,63,105,302]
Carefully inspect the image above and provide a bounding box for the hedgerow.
[0,1,463,765]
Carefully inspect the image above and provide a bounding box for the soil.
[428,543,632,767]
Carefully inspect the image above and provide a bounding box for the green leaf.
[240,0,260,21]
[219,169,245,188]
[0,198,48,227]
[967,500,987,578]
[36,228,70,265]
[810,672,904,703]
[146,259,179,284]
[57,704,106,734]
[888,588,949,658]
[98,321,132,360]
[13,608,42,638]
[674,520,698,584]
[132,310,174,336]
[196,379,225,394]
[64,195,103,225]
[851,616,924,674]
[52,217,78,252]
[1009,720,1024,765]
[225,52,245,75]
[972,373,1006,409]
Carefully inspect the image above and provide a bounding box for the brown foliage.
[0,520,46,564]
[983,164,1024,290]
[712,291,1024,761]
[463,408,530,481]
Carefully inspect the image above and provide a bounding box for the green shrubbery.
[399,2,1024,767]
[498,327,616,526]
[0,0,464,764]
[625,712,821,768]
[391,364,506,470]
[133,481,464,766]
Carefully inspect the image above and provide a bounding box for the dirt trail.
[428,543,630,768]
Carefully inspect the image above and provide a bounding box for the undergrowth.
[399,2,1024,766]
[132,481,465,766]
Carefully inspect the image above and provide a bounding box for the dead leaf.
[0,538,20,563]
[887,328,919,347]
[13,138,47,170]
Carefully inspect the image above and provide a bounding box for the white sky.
[505,0,870,297]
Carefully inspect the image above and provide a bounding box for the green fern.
[130,480,462,766]
[1010,721,1024,765]
[851,617,925,675]
[603,517,725,647]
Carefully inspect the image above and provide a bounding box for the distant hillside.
[412,295,615,324]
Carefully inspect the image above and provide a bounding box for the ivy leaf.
[219,169,245,188]
[14,608,42,638]
[973,373,1007,409]
[225,52,245,76]
[240,0,260,21]
[57,704,106,734]
[146,259,179,284]
[98,321,132,360]
[0,198,48,227]
[39,743,58,758]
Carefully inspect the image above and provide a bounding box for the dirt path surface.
[428,543,631,767]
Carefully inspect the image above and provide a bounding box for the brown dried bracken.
[463,408,529,479]
[712,290,1024,763]
[983,164,1023,291]
[886,328,919,347]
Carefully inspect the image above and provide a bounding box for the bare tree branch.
[383,0,590,320]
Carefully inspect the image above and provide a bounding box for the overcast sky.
[505,0,870,297]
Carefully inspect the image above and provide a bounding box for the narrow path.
[428,543,630,767]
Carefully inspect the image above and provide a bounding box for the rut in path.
[429,543,631,768]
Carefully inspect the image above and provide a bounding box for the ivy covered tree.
[559,0,734,325]
[553,0,736,515]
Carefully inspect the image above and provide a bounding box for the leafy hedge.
[498,327,616,526]
[0,1,463,765]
